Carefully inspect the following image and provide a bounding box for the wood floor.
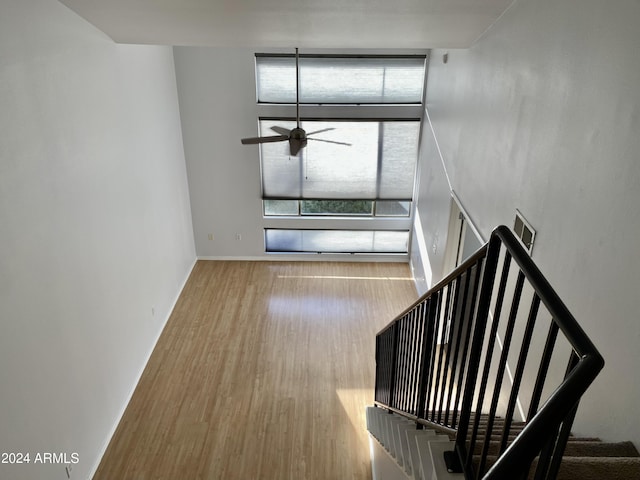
[93,261,418,480]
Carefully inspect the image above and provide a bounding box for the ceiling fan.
[241,48,351,156]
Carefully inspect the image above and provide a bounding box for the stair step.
[473,434,601,443]
[408,430,450,480]
[390,417,415,461]
[423,441,464,480]
[563,441,639,458]
[397,422,436,471]
[555,456,640,480]
[472,440,640,458]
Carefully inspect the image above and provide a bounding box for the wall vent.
[514,210,536,254]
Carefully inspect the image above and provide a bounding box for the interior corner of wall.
[412,209,433,292]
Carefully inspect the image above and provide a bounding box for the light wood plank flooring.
[93,261,418,480]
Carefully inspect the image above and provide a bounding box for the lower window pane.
[375,201,411,217]
[265,229,409,254]
[300,200,373,216]
[264,199,299,216]
[264,199,411,217]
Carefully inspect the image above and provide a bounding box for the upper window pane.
[256,55,426,104]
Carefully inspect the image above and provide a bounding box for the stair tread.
[477,454,640,480]
[556,456,640,480]
[563,441,640,458]
[472,440,639,458]
[473,435,602,442]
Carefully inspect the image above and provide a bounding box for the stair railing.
[374,225,604,479]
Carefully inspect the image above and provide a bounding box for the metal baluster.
[437,276,463,424]
[465,252,511,473]
[445,268,472,426]
[500,293,541,455]
[477,270,525,476]
[527,321,560,420]
[451,258,484,429]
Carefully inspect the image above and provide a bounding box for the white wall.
[412,109,458,290]
[0,1,196,479]
[174,47,266,258]
[417,0,640,445]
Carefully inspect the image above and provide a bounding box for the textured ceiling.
[58,0,514,48]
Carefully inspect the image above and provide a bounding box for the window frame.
[254,51,428,256]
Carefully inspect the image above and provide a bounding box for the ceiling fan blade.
[306,127,335,136]
[271,126,291,136]
[308,138,352,147]
[241,135,289,145]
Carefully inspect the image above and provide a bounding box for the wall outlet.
[207,233,214,241]
[235,233,242,241]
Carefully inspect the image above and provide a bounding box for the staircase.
[372,226,637,479]
[367,406,640,480]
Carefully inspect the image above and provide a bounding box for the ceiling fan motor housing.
[289,127,307,155]
[290,127,306,141]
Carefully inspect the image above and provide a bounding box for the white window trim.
[255,52,428,256]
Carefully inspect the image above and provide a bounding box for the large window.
[254,53,427,255]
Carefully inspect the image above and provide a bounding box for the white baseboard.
[197,254,409,263]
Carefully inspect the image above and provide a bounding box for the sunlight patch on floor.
[277,275,413,281]
[336,388,375,453]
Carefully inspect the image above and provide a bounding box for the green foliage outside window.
[300,200,373,215]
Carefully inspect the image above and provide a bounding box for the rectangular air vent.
[514,210,536,254]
